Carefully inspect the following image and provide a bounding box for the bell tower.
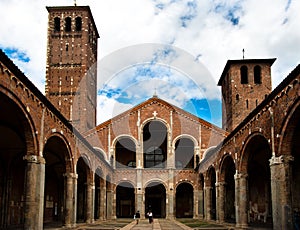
[218,58,276,132]
[45,5,99,132]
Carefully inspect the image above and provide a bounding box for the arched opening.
[43,136,69,227]
[54,17,60,32]
[115,138,136,168]
[94,168,104,220]
[76,157,89,223]
[175,138,194,169]
[240,65,248,84]
[207,167,216,220]
[65,17,71,32]
[245,135,272,227]
[143,121,167,168]
[176,183,193,218]
[199,174,205,218]
[116,182,135,218]
[145,182,166,218]
[221,155,236,223]
[254,65,262,84]
[0,92,33,229]
[75,17,82,31]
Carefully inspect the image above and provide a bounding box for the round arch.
[205,166,217,220]
[114,136,137,168]
[175,182,194,218]
[145,181,166,218]
[116,181,135,218]
[94,147,107,162]
[174,137,195,169]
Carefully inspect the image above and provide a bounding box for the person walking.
[147,210,153,224]
[134,210,140,224]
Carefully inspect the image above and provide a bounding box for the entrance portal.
[145,182,166,218]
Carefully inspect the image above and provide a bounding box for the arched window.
[54,17,60,32]
[240,65,248,84]
[65,17,72,32]
[75,17,82,31]
[175,138,194,169]
[145,146,164,168]
[254,65,262,84]
[115,138,136,168]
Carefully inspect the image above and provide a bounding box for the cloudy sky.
[0,0,299,127]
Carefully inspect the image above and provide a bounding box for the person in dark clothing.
[135,210,140,224]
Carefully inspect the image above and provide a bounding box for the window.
[254,65,262,84]
[75,17,82,31]
[65,17,71,32]
[145,147,165,168]
[236,94,239,101]
[54,17,60,32]
[240,65,248,84]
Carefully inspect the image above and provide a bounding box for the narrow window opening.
[65,17,71,32]
[246,99,249,109]
[240,65,248,84]
[254,65,262,84]
[236,94,239,101]
[75,17,82,31]
[66,44,69,51]
[54,17,60,32]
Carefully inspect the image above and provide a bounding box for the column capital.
[215,182,226,187]
[23,154,45,164]
[63,172,78,179]
[269,155,294,166]
[234,172,248,180]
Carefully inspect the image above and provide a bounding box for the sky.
[0,0,299,128]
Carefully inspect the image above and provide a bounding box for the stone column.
[106,188,113,219]
[270,155,294,230]
[86,174,94,223]
[72,174,78,226]
[198,188,204,219]
[194,188,199,218]
[167,169,174,219]
[235,173,248,228]
[100,182,106,220]
[216,182,226,223]
[136,168,143,217]
[64,173,77,227]
[204,185,212,221]
[23,155,45,230]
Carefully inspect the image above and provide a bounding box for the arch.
[65,17,71,32]
[54,17,60,32]
[278,100,300,220]
[173,134,198,146]
[219,154,236,223]
[113,135,137,168]
[116,182,135,218]
[254,65,262,84]
[240,65,248,84]
[75,16,82,31]
[143,120,168,168]
[94,147,107,161]
[0,90,37,228]
[174,137,195,169]
[145,181,166,218]
[240,133,272,226]
[202,146,217,160]
[175,182,194,218]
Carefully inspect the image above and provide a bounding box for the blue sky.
[1,0,300,127]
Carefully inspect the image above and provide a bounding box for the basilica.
[0,4,299,230]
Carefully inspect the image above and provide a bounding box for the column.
[270,155,294,230]
[86,174,94,223]
[235,172,248,228]
[198,188,204,219]
[100,181,106,220]
[23,155,45,230]
[167,169,174,219]
[204,185,212,220]
[64,173,77,227]
[136,168,143,217]
[216,182,226,223]
[194,188,199,218]
[72,174,78,226]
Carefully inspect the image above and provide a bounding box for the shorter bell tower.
[218,58,276,132]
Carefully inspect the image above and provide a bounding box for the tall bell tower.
[45,5,99,132]
[218,58,276,132]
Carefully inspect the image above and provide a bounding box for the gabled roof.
[85,96,227,137]
[218,58,276,86]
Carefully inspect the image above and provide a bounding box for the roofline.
[46,5,100,38]
[218,58,276,86]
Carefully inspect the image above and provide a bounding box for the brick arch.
[278,98,300,156]
[94,147,107,162]
[44,132,74,173]
[111,134,138,148]
[115,180,135,190]
[144,179,168,190]
[219,153,236,181]
[205,166,216,185]
[175,180,194,190]
[239,132,270,173]
[172,134,198,147]
[141,117,170,131]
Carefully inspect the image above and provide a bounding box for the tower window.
[240,65,248,84]
[65,17,72,32]
[75,17,82,31]
[246,99,249,109]
[54,17,60,32]
[254,65,262,84]
[236,94,239,101]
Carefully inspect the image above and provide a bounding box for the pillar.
[64,173,77,227]
[270,155,294,230]
[216,182,226,223]
[235,172,248,228]
[198,188,204,219]
[86,173,94,223]
[204,185,212,220]
[194,188,199,218]
[100,181,106,220]
[167,169,174,219]
[23,155,45,230]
